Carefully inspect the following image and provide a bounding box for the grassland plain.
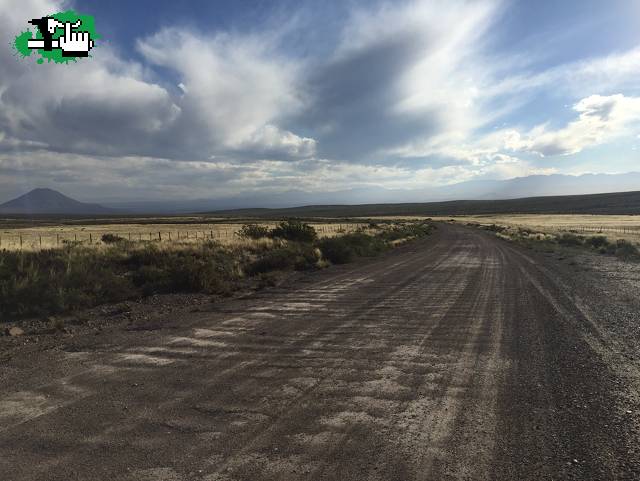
[444,217,640,265]
[358,213,640,264]
[0,220,433,322]
[365,214,640,245]
[434,214,640,244]
[0,220,373,251]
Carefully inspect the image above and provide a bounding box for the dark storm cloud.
[296,31,443,161]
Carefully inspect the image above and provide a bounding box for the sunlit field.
[447,214,640,243]
[402,214,640,245]
[352,214,640,244]
[0,219,373,251]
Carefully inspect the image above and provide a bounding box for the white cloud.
[0,1,314,162]
[137,28,313,160]
[0,0,181,158]
[504,94,640,156]
[488,46,640,101]
[240,125,316,159]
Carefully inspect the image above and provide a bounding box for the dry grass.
[1,220,434,319]
[428,214,640,245]
[353,213,640,244]
[0,221,373,251]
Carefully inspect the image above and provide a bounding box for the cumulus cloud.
[0,52,181,157]
[504,94,640,156]
[0,0,182,158]
[136,28,315,160]
[0,1,315,162]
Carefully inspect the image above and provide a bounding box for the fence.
[0,223,370,251]
[558,225,640,234]
[504,223,640,245]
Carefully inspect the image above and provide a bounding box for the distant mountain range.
[2,172,639,215]
[102,172,640,213]
[209,190,640,217]
[0,188,119,215]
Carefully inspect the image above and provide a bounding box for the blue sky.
[0,0,639,202]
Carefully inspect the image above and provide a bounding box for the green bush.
[557,233,583,247]
[270,219,317,243]
[127,243,237,295]
[317,238,355,264]
[587,236,609,249]
[380,222,434,241]
[236,224,271,240]
[247,244,319,274]
[318,233,388,264]
[101,233,125,244]
[0,242,239,319]
[485,224,507,233]
[612,240,640,260]
[0,221,435,320]
[0,247,134,318]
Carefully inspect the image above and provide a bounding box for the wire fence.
[557,225,640,234]
[0,223,371,251]
[505,224,640,244]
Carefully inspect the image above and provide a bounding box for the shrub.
[587,236,609,249]
[270,219,317,243]
[380,222,434,241]
[557,233,583,247]
[127,243,237,295]
[612,240,640,260]
[318,233,388,264]
[0,220,434,321]
[485,224,507,233]
[0,241,243,319]
[246,244,320,275]
[101,233,125,244]
[0,246,134,318]
[317,238,355,264]
[236,224,271,240]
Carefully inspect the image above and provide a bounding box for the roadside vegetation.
[1,219,434,320]
[477,223,640,261]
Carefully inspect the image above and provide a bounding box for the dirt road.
[2,225,639,480]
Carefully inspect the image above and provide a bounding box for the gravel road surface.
[2,225,639,480]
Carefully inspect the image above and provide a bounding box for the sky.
[0,0,639,202]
